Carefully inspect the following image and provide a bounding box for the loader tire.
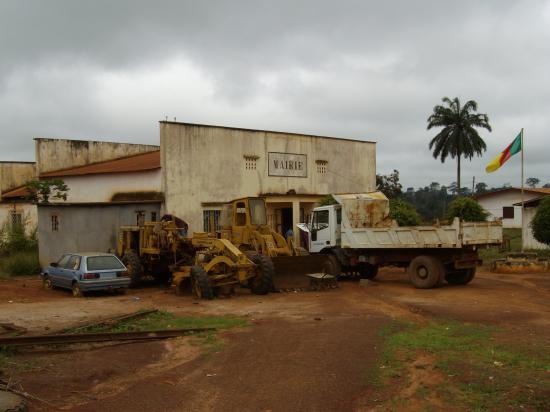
[323,255,342,278]
[445,268,476,285]
[408,255,444,289]
[246,252,274,295]
[191,266,214,300]
[122,250,143,287]
[359,263,378,280]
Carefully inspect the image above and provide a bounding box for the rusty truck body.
[298,192,503,288]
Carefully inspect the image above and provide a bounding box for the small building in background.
[514,196,550,250]
[0,161,37,235]
[474,187,550,228]
[33,138,161,266]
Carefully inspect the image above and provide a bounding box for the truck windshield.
[313,210,329,230]
[249,199,267,225]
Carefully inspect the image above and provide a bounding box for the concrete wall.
[0,203,37,235]
[0,162,36,197]
[478,191,541,228]
[37,203,161,266]
[48,169,161,203]
[161,122,376,233]
[522,206,550,250]
[35,138,159,175]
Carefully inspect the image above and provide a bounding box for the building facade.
[161,122,376,244]
[0,161,37,234]
[517,196,550,250]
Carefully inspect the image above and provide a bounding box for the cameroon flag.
[485,131,522,173]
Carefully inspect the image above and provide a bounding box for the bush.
[390,198,422,226]
[319,194,337,206]
[447,197,488,222]
[0,251,41,276]
[531,197,550,246]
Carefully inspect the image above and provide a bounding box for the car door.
[310,209,331,253]
[50,255,70,286]
[61,255,80,287]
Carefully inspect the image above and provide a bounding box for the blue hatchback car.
[42,253,131,297]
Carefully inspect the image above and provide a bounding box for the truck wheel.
[323,255,342,278]
[122,250,143,287]
[445,268,476,285]
[358,263,378,280]
[246,252,274,295]
[408,256,444,289]
[191,266,214,300]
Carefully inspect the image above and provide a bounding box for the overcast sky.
[1,0,549,189]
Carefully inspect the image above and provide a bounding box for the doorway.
[281,207,293,238]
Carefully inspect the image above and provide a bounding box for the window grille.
[51,215,59,232]
[203,210,221,232]
[316,159,328,174]
[10,212,22,228]
[244,155,259,170]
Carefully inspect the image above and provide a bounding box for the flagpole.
[521,128,524,252]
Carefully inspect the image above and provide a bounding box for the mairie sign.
[268,152,307,177]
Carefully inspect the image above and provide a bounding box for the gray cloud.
[1,0,549,188]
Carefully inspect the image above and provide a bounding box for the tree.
[531,197,550,246]
[543,183,550,188]
[427,97,491,195]
[26,179,69,204]
[525,177,540,188]
[475,182,488,194]
[447,197,488,222]
[389,198,421,226]
[376,169,402,199]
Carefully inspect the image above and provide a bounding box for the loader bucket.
[271,255,332,291]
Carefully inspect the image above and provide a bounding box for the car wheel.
[72,282,84,297]
[43,276,53,290]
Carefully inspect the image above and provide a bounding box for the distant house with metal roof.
[473,187,550,228]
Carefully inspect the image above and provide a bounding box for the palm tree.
[427,97,491,195]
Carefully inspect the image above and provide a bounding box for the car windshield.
[86,256,125,271]
[249,198,267,225]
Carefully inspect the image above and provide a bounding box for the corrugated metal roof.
[40,150,160,178]
[474,187,550,199]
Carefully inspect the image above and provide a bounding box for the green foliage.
[531,197,550,246]
[373,320,550,411]
[318,194,337,206]
[427,97,491,190]
[26,179,69,204]
[446,197,487,222]
[376,169,402,199]
[389,198,421,226]
[0,251,41,276]
[525,177,540,188]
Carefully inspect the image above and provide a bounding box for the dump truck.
[117,216,273,298]
[297,192,503,288]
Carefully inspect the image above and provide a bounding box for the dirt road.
[1,268,549,411]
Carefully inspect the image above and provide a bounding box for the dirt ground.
[1,268,549,411]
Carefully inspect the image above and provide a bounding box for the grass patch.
[0,250,41,277]
[373,319,550,411]
[67,311,248,354]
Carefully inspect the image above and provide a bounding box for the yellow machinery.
[117,216,273,298]
[218,197,306,256]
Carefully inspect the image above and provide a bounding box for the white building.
[161,121,377,244]
[474,188,550,228]
[516,196,550,250]
[0,161,37,235]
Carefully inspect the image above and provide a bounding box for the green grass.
[67,311,249,353]
[0,250,41,277]
[373,319,550,411]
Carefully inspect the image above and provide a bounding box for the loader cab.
[308,205,341,253]
[228,197,267,227]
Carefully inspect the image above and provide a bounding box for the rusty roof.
[40,150,160,178]
[1,185,29,199]
[474,187,550,199]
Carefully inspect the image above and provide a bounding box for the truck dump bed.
[333,193,502,249]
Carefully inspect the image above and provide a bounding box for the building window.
[503,206,515,219]
[136,211,145,226]
[244,154,259,170]
[203,210,221,232]
[10,211,22,228]
[51,215,59,232]
[151,212,157,222]
[316,159,328,174]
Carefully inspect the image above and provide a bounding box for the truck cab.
[307,205,341,253]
